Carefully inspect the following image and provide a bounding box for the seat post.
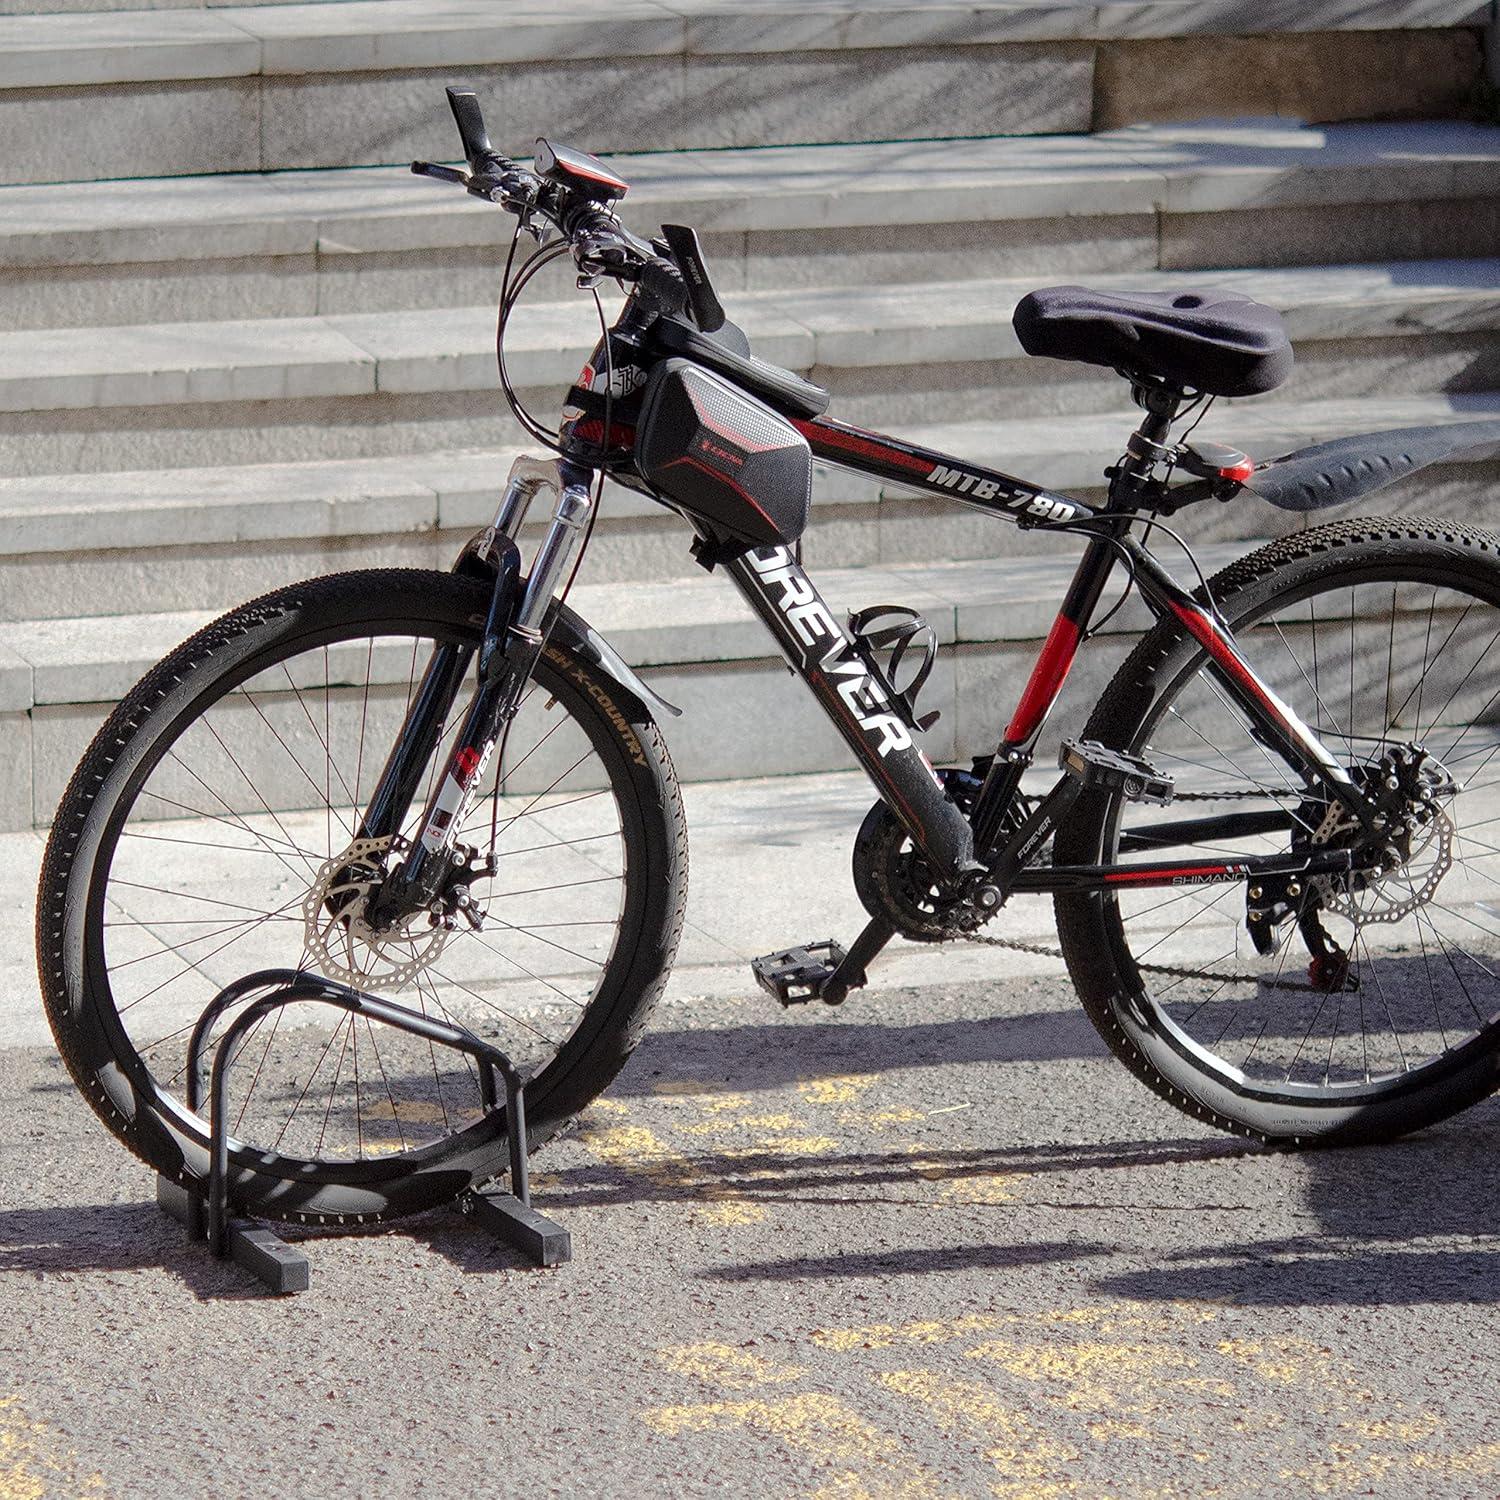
[1108,378,1186,509]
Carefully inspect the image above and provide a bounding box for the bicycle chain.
[954,783,1315,989]
[956,927,1263,986]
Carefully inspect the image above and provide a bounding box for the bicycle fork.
[359,456,596,926]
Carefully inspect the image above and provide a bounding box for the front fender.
[454,539,681,719]
[550,599,682,719]
[1245,418,1500,512]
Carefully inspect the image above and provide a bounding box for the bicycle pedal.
[1059,739,1174,804]
[752,941,847,1006]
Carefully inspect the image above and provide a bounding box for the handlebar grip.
[446,85,496,170]
[411,160,469,185]
[639,258,690,316]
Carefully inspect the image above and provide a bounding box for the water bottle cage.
[846,604,941,733]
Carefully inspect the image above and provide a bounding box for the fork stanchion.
[158,967,571,1294]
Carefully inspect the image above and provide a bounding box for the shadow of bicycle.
[1090,1108,1500,1307]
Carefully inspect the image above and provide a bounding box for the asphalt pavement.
[5,968,1500,1498]
[4,770,1500,1497]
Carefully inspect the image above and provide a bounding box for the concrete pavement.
[0,768,1065,1049]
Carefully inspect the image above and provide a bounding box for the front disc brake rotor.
[302,835,452,989]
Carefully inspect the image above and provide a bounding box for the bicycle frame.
[362,402,1373,923]
[720,411,1369,898]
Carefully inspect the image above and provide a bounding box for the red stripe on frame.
[1103,863,1232,886]
[794,419,932,476]
[1167,601,1285,722]
[1005,614,1082,743]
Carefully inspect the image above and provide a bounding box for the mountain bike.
[37,89,1500,1227]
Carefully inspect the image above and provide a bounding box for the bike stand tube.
[156,967,570,1294]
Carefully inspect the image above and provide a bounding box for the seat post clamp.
[1125,430,1175,467]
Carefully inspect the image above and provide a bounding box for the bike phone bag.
[635,358,813,548]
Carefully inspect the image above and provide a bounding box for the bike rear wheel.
[37,569,686,1224]
[1055,519,1500,1143]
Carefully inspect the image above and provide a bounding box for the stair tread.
[4,255,1499,415]
[1,0,1483,90]
[3,119,1498,271]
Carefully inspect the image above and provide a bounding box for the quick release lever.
[661,223,726,333]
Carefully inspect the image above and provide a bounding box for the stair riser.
[1,333,1493,475]
[818,336,1500,428]
[0,0,313,10]
[0,45,1093,188]
[0,219,1157,332]
[6,464,1498,623]
[2,23,1483,189]
[23,551,1470,830]
[8,199,1500,332]
[17,633,1124,830]
[14,468,1500,834]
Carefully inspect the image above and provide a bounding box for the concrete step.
[0,0,1484,185]
[1,0,349,11]
[1,392,1496,621]
[0,257,1496,477]
[0,540,1247,829]
[12,472,1500,829]
[3,120,1499,330]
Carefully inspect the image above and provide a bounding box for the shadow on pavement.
[612,1007,1110,1098]
[1094,1245,1500,1306]
[1094,1110,1500,1307]
[702,1240,1114,1281]
[537,1136,1257,1213]
[0,1200,275,1300]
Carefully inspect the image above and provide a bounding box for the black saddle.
[1013,285,1293,398]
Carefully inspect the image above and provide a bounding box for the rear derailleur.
[1244,872,1351,993]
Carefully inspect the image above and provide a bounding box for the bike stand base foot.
[460,1186,571,1267]
[157,1174,310,1295]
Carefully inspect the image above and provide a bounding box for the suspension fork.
[360,456,597,919]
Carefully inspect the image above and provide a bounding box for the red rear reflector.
[1219,459,1255,483]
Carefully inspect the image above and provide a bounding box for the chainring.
[852,769,1004,942]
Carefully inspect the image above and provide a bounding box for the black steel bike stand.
[156,968,571,1295]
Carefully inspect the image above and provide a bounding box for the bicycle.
[36,88,1500,1228]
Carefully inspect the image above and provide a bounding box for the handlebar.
[412,86,688,316]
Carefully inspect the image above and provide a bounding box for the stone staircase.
[0,0,1496,827]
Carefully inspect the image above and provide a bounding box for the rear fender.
[1244,419,1500,512]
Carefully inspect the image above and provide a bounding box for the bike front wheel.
[1055,518,1500,1144]
[37,569,687,1224]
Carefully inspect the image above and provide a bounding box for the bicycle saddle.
[1012,285,1293,398]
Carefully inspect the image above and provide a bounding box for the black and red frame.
[706,404,1375,900]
